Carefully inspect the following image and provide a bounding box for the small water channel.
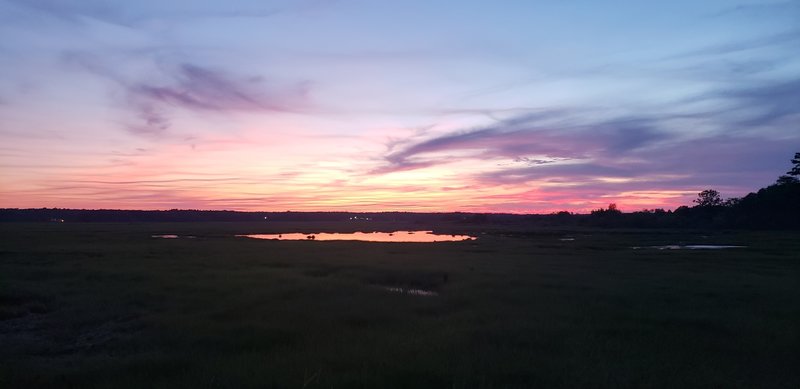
[238,231,475,242]
[632,245,746,250]
[382,286,439,296]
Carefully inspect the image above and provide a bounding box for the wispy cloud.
[712,78,800,128]
[377,113,667,174]
[63,52,310,136]
[132,64,307,112]
[669,29,800,59]
[478,135,794,187]
[706,1,800,19]
[6,0,340,27]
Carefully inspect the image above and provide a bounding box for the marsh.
[1,222,798,388]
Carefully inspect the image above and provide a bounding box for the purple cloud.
[716,78,800,128]
[132,64,307,113]
[479,135,795,187]
[378,114,666,174]
[6,0,340,27]
[63,52,310,136]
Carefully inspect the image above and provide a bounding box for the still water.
[238,231,475,242]
[383,286,439,296]
[632,245,746,250]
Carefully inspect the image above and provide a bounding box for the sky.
[1,0,798,213]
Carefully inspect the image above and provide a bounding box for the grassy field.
[0,222,798,388]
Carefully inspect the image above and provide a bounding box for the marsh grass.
[0,222,798,388]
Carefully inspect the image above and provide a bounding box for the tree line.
[581,152,800,229]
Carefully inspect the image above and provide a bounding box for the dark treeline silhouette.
[0,209,524,224]
[670,152,800,229]
[576,152,800,229]
[3,153,798,230]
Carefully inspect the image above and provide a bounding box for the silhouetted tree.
[590,203,621,215]
[776,175,799,185]
[789,152,800,176]
[777,152,800,185]
[694,189,722,207]
[588,203,623,226]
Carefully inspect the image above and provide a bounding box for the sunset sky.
[1,0,798,212]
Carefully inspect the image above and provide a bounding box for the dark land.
[1,221,798,388]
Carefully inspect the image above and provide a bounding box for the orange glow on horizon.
[0,115,723,213]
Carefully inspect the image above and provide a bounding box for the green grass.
[0,222,798,388]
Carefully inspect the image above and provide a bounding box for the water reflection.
[151,234,179,239]
[238,231,475,242]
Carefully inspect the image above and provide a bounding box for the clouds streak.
[63,52,310,136]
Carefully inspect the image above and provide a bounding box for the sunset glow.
[1,1,798,212]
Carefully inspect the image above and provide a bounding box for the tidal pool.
[632,245,746,250]
[383,286,438,296]
[238,231,475,242]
